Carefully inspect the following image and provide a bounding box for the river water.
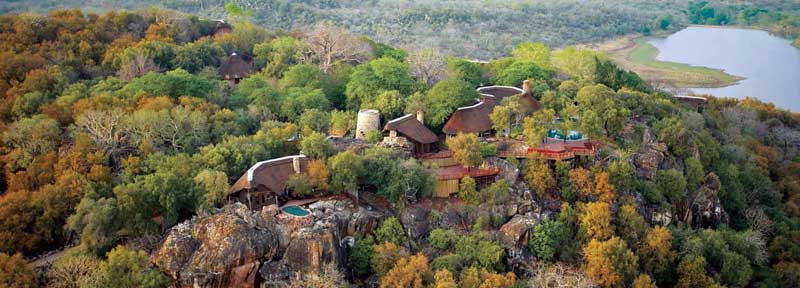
[648,26,800,111]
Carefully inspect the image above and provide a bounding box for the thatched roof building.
[212,20,232,37]
[384,113,438,154]
[229,155,309,209]
[442,82,541,136]
[218,52,253,84]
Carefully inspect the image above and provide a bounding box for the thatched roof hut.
[384,114,438,144]
[228,155,308,209]
[218,52,253,81]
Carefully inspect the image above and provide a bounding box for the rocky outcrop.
[633,128,669,179]
[498,215,539,250]
[152,200,386,287]
[152,203,283,288]
[485,156,519,185]
[400,206,431,241]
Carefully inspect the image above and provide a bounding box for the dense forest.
[1,0,799,58]
[0,3,799,288]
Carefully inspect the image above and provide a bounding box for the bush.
[429,229,457,250]
[365,130,382,143]
[374,217,407,246]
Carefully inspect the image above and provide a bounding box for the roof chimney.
[522,80,532,96]
[416,110,424,125]
[292,156,301,174]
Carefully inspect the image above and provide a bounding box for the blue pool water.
[282,206,310,216]
[547,129,584,140]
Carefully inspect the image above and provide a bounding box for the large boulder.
[153,200,386,287]
[282,220,345,274]
[633,129,668,179]
[152,203,283,288]
[498,215,539,250]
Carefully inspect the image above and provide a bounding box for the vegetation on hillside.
[0,4,798,288]
[1,0,798,59]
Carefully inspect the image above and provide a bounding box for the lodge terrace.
[226,80,597,209]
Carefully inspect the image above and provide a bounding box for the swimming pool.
[282,206,310,216]
[547,129,584,141]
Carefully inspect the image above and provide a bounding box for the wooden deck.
[495,139,596,160]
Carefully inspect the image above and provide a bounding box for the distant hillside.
[2,0,797,58]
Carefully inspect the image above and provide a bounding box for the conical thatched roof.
[218,53,253,80]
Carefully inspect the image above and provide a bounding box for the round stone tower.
[355,109,380,139]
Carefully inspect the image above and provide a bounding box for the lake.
[649,26,800,111]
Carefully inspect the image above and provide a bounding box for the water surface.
[649,26,800,111]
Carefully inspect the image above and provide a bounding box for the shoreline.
[582,28,744,89]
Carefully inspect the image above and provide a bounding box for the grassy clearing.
[593,36,743,88]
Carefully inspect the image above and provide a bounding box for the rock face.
[498,215,539,250]
[153,200,385,287]
[633,129,669,179]
[400,206,431,241]
[485,156,519,185]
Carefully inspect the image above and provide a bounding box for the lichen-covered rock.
[634,128,668,179]
[152,199,388,287]
[485,156,519,185]
[498,215,539,250]
[283,220,345,274]
[152,203,283,288]
[400,206,431,241]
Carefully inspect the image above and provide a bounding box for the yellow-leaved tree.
[380,253,430,288]
[583,237,639,288]
[581,202,614,240]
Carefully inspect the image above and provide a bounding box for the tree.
[172,38,224,73]
[97,246,170,288]
[280,87,330,121]
[721,251,752,288]
[298,109,331,135]
[380,253,430,288]
[656,169,687,205]
[553,47,598,80]
[116,51,160,82]
[581,202,614,241]
[300,132,334,159]
[67,197,120,256]
[447,133,483,170]
[76,109,127,153]
[460,266,482,288]
[530,218,567,262]
[576,84,628,137]
[481,179,510,205]
[459,176,479,205]
[374,217,408,246]
[408,49,447,86]
[363,90,405,121]
[372,241,406,277]
[423,79,478,127]
[489,104,513,138]
[345,57,413,109]
[632,274,657,288]
[616,204,648,247]
[593,172,616,202]
[639,226,676,285]
[307,159,330,192]
[303,22,372,73]
[0,253,35,288]
[433,269,458,288]
[447,58,483,86]
[46,254,103,288]
[492,60,553,86]
[283,263,347,288]
[583,237,639,288]
[3,114,61,161]
[279,64,338,105]
[429,229,458,250]
[675,256,718,288]
[684,157,704,189]
[193,169,230,210]
[569,168,594,200]
[349,234,374,278]
[255,36,306,77]
[511,42,551,68]
[328,151,362,195]
[526,154,555,198]
[522,108,555,147]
